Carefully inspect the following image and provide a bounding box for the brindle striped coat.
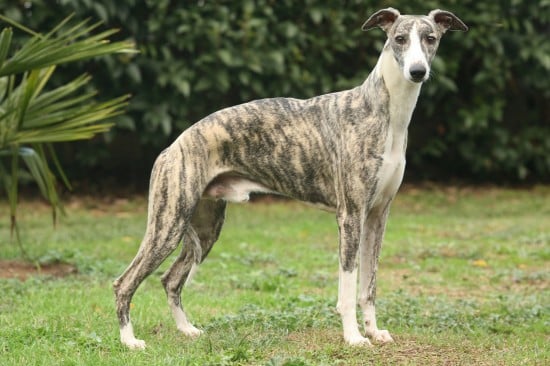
[114,7,467,349]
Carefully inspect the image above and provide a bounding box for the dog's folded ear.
[362,8,400,32]
[429,10,468,33]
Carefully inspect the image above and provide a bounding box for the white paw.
[122,337,146,350]
[178,324,203,338]
[120,323,146,350]
[345,334,373,347]
[369,329,394,343]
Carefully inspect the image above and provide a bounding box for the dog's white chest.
[370,68,420,206]
[372,87,417,206]
[373,132,406,206]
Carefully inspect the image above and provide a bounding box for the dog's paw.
[120,323,146,350]
[122,337,146,350]
[369,329,394,343]
[178,324,203,338]
[345,334,373,347]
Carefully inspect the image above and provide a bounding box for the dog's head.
[362,8,468,83]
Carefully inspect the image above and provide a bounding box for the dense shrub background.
[1,0,548,186]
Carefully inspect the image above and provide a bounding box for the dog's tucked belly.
[203,173,336,211]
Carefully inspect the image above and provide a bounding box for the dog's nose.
[409,65,427,82]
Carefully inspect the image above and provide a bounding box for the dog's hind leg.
[358,201,394,343]
[113,214,186,349]
[161,199,226,337]
[113,150,197,349]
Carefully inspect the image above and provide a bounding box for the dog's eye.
[395,35,406,44]
[426,35,437,44]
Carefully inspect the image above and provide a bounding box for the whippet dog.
[114,8,467,349]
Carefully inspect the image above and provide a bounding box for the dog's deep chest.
[371,79,419,206]
[372,127,406,206]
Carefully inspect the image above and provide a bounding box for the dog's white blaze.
[120,322,146,349]
[337,266,372,345]
[403,23,429,82]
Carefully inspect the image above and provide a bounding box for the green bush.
[1,0,548,183]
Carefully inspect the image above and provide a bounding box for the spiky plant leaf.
[0,14,136,254]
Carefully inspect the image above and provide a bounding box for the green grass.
[0,186,549,365]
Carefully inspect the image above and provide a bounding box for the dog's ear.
[362,8,400,32]
[429,9,468,33]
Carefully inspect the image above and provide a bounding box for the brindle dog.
[114,8,467,349]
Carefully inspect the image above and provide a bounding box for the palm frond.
[18,146,59,210]
[0,27,13,69]
[0,14,136,77]
[46,143,71,190]
[0,14,137,255]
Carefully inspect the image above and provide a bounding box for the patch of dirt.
[0,260,77,280]
[284,330,491,366]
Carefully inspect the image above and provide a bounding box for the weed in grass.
[206,295,338,335]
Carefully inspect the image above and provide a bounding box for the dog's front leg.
[336,210,372,346]
[358,202,394,343]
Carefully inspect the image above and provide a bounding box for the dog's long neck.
[365,42,422,131]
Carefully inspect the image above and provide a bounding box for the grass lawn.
[0,186,548,365]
